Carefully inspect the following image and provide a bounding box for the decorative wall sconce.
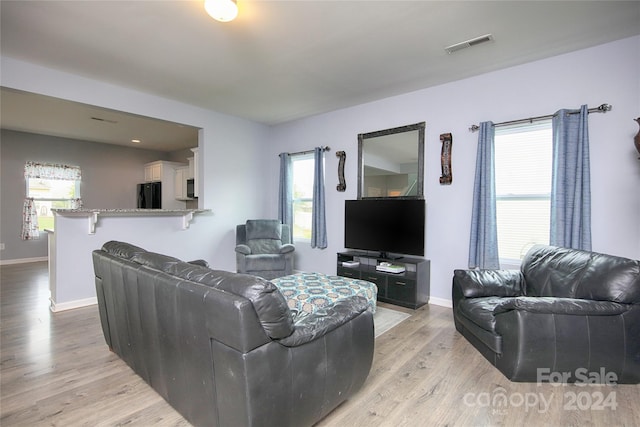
[439,133,453,185]
[336,151,346,191]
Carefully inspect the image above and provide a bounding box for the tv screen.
[344,199,425,258]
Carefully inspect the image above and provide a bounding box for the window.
[291,153,314,240]
[24,162,81,232]
[27,178,80,230]
[494,121,552,262]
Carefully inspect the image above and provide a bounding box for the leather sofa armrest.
[235,244,252,255]
[279,243,295,254]
[453,269,525,299]
[277,297,370,347]
[494,296,629,316]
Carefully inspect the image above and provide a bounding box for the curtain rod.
[469,103,612,132]
[286,146,330,156]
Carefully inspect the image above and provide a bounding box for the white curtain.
[21,162,82,240]
[24,161,81,180]
[21,198,39,240]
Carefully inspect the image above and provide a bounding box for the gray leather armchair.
[453,245,640,383]
[235,219,295,280]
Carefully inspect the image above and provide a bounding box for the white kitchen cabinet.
[143,161,186,209]
[144,162,162,182]
[187,156,195,179]
[190,147,199,198]
[174,166,191,201]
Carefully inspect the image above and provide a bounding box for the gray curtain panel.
[311,147,327,249]
[278,152,293,229]
[551,104,592,250]
[468,121,499,269]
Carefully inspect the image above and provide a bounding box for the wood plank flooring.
[1,261,639,426]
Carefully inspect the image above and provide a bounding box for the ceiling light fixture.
[204,0,238,22]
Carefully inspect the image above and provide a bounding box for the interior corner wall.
[265,35,640,303]
[1,57,271,270]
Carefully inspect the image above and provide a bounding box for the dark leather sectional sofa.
[92,241,374,427]
[453,245,640,383]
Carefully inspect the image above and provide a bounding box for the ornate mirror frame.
[357,122,425,199]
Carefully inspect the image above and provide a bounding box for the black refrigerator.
[137,182,161,209]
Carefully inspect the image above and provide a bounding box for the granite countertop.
[50,208,211,234]
[52,208,210,216]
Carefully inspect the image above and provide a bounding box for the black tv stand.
[378,252,402,260]
[337,251,430,309]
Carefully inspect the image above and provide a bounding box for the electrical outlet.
[0,243,5,250]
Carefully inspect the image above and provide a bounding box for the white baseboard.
[50,297,97,312]
[428,296,453,308]
[0,256,48,266]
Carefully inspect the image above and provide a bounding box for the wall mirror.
[357,122,425,199]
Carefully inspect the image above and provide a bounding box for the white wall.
[1,57,271,273]
[266,36,640,304]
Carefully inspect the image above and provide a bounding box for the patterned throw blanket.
[271,272,377,319]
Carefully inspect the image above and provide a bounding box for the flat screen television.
[344,199,425,258]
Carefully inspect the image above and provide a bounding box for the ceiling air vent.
[445,34,494,54]
[90,116,118,124]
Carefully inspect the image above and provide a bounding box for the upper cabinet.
[144,162,163,182]
[174,166,192,201]
[143,161,187,209]
[190,148,199,199]
[174,148,199,202]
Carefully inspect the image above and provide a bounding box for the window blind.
[494,120,552,261]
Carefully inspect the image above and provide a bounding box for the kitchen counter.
[48,208,214,312]
[52,208,210,234]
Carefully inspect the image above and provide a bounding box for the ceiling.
[1,1,639,151]
[0,88,200,152]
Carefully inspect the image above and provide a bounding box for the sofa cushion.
[100,240,295,340]
[246,219,282,240]
[165,261,226,285]
[522,245,640,303]
[576,254,640,303]
[245,254,286,271]
[245,220,284,254]
[102,241,147,259]
[165,263,295,339]
[205,273,294,339]
[132,252,182,271]
[247,239,282,255]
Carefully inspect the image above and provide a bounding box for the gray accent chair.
[235,219,295,280]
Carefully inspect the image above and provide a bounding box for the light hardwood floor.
[1,261,638,426]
